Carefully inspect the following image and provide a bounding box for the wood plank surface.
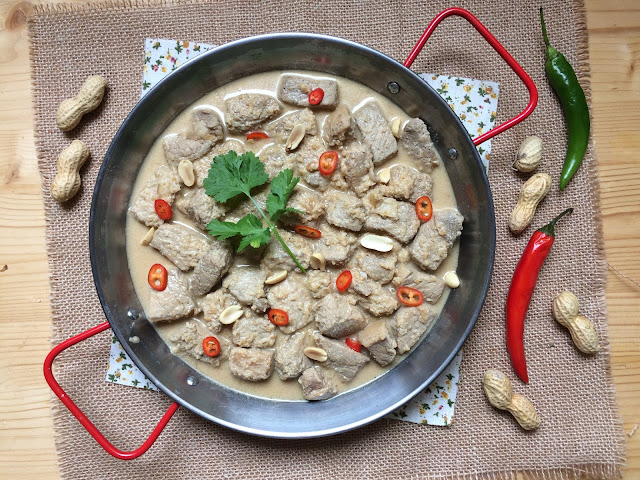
[0,0,638,478]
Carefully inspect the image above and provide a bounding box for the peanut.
[482,369,541,430]
[50,140,90,202]
[304,347,328,362]
[552,291,600,354]
[178,159,195,186]
[309,253,326,271]
[56,75,107,131]
[509,172,552,235]
[514,136,543,172]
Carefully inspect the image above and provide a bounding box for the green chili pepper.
[540,7,590,191]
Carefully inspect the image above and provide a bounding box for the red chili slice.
[147,263,168,291]
[154,199,172,220]
[415,196,433,222]
[202,336,221,357]
[318,151,338,176]
[336,270,352,292]
[294,225,322,239]
[268,309,289,326]
[345,337,361,353]
[308,88,324,105]
[397,286,424,307]
[246,131,269,141]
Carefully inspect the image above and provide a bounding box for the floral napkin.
[105,38,500,427]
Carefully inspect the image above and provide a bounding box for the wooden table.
[0,0,638,477]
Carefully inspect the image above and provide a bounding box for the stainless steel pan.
[45,8,537,459]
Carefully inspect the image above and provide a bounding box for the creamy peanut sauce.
[126,70,459,400]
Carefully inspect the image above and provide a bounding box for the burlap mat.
[29,0,626,478]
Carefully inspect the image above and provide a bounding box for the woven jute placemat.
[29,0,626,478]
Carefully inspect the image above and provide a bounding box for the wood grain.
[0,0,638,478]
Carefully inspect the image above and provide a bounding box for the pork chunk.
[359,320,397,366]
[400,118,439,173]
[291,136,348,192]
[265,108,317,142]
[340,143,376,196]
[363,196,420,244]
[352,249,397,284]
[128,164,182,227]
[325,190,366,232]
[170,321,222,366]
[222,267,268,312]
[353,101,397,164]
[193,139,246,187]
[313,332,370,381]
[228,347,274,381]
[189,243,233,297]
[304,270,332,299]
[174,188,226,231]
[259,144,295,179]
[410,170,434,203]
[199,288,240,333]
[147,269,198,322]
[150,223,211,271]
[279,186,325,225]
[315,293,367,338]
[225,93,281,133]
[376,165,433,202]
[188,108,224,142]
[392,263,445,303]
[278,75,338,109]
[163,134,212,168]
[275,331,312,380]
[409,208,463,271]
[392,305,437,353]
[232,313,277,348]
[298,366,338,400]
[261,230,312,272]
[313,222,358,266]
[323,104,354,147]
[357,283,399,317]
[266,275,313,334]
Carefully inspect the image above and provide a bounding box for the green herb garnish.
[204,151,306,273]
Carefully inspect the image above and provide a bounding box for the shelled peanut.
[552,291,600,354]
[56,75,107,131]
[50,140,90,202]
[482,369,541,431]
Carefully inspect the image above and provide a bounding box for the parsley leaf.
[207,215,271,252]
[203,151,269,202]
[204,151,306,272]
[266,168,303,222]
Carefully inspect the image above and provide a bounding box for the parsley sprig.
[204,151,306,273]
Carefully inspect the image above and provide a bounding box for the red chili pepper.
[202,336,221,357]
[506,208,573,383]
[246,131,269,141]
[336,270,352,292]
[308,88,324,105]
[397,286,424,307]
[415,196,433,222]
[345,337,361,353]
[294,225,322,239]
[154,199,172,220]
[318,151,338,176]
[147,263,168,291]
[268,308,289,326]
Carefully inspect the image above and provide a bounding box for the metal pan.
[44,8,537,459]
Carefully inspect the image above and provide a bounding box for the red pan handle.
[405,7,538,146]
[43,321,179,460]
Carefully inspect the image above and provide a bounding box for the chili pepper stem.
[539,8,560,60]
[537,207,573,237]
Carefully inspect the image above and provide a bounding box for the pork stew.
[126,71,463,401]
